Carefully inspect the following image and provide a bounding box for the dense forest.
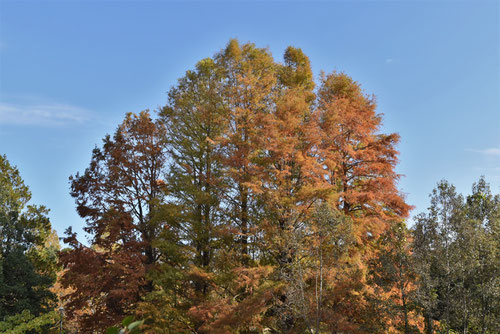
[1,40,498,333]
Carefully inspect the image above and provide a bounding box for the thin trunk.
[425,312,433,334]
[480,278,489,334]
[444,209,451,334]
[194,204,209,295]
[315,243,323,334]
[462,275,468,334]
[241,184,248,264]
[398,263,409,334]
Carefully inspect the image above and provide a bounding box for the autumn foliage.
[60,40,415,333]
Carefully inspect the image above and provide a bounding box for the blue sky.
[1,0,499,243]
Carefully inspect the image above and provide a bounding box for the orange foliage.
[60,41,419,333]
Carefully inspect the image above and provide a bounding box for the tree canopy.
[59,40,416,333]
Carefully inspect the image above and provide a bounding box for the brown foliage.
[60,111,168,331]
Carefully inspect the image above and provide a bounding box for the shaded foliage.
[0,155,58,322]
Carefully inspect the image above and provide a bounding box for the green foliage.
[0,155,58,320]
[0,309,59,333]
[369,221,420,333]
[0,249,55,317]
[412,177,500,334]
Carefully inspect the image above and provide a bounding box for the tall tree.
[254,46,328,332]
[216,39,277,263]
[181,40,281,332]
[316,71,412,331]
[146,56,230,331]
[163,56,228,274]
[413,180,464,334]
[60,111,169,331]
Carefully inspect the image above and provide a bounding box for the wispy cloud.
[468,148,500,156]
[385,58,394,64]
[0,102,92,126]
[474,166,500,172]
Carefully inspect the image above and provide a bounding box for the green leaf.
[121,315,134,327]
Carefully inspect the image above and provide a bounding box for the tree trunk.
[240,184,249,264]
[425,313,433,334]
[398,264,409,334]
